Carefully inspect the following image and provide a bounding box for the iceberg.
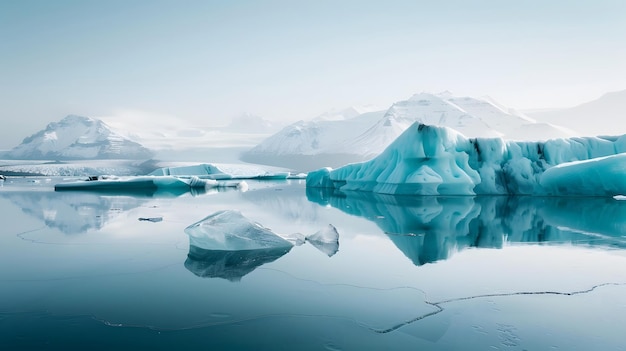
[307,123,626,196]
[184,210,340,270]
[184,210,294,251]
[183,210,294,281]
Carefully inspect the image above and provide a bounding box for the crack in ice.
[373,282,625,334]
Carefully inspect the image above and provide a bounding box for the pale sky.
[1,0,625,149]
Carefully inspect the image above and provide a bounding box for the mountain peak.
[7,115,153,160]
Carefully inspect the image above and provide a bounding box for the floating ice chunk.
[614,195,626,201]
[184,210,294,251]
[305,224,340,257]
[149,163,232,179]
[148,163,291,180]
[283,232,307,246]
[307,123,626,196]
[138,217,163,222]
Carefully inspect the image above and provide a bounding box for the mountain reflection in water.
[307,187,626,265]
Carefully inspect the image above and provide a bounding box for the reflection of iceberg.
[307,123,626,196]
[307,188,626,265]
[306,224,340,257]
[184,246,292,281]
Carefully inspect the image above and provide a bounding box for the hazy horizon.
[1,0,625,149]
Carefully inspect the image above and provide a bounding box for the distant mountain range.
[5,115,153,160]
[3,90,622,168]
[528,90,626,136]
[241,92,578,171]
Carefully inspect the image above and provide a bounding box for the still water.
[1,177,625,350]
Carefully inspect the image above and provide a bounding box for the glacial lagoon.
[1,177,626,350]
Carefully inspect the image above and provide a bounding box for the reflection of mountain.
[184,246,292,281]
[0,191,147,235]
[1,185,236,235]
[307,188,626,265]
[241,183,323,223]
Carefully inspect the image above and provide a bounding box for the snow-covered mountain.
[240,109,386,170]
[242,93,576,171]
[528,90,626,137]
[7,115,153,160]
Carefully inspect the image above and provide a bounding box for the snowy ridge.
[242,110,385,161]
[243,92,574,170]
[307,123,626,196]
[7,115,153,160]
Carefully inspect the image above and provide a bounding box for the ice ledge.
[306,123,626,196]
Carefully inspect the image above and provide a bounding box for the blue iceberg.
[307,123,626,196]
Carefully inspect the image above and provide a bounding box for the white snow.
[184,210,294,251]
[307,123,626,196]
[243,92,575,170]
[7,115,152,160]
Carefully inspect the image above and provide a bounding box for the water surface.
[1,177,625,350]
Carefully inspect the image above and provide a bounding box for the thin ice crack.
[373,282,625,334]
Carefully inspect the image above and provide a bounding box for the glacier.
[307,123,626,196]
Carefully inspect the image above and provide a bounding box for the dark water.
[1,177,626,350]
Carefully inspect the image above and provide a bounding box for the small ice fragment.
[284,232,306,246]
[614,195,626,200]
[138,217,163,222]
